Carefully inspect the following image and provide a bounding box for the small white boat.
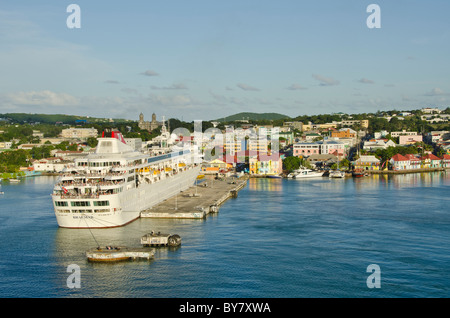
[9,179,20,183]
[329,170,345,178]
[287,172,297,178]
[293,168,324,179]
[141,231,181,247]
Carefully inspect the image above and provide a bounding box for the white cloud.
[286,84,307,90]
[402,95,414,102]
[236,83,260,91]
[424,88,446,96]
[312,74,340,86]
[150,83,188,90]
[141,70,159,76]
[121,87,138,95]
[358,78,375,84]
[4,90,79,106]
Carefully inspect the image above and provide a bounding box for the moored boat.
[329,169,345,178]
[293,168,324,179]
[352,169,365,178]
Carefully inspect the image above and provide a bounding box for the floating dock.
[86,246,155,262]
[140,175,248,219]
[141,231,182,247]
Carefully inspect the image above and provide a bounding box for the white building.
[374,130,389,139]
[125,138,143,151]
[421,107,442,114]
[390,130,419,137]
[32,157,69,172]
[363,139,396,151]
[0,141,12,149]
[61,127,98,139]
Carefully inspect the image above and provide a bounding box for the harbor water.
[0,173,449,298]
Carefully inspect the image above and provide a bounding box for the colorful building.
[399,134,423,145]
[249,155,283,175]
[293,140,345,157]
[442,154,450,168]
[404,154,421,170]
[331,128,356,139]
[293,143,320,157]
[201,158,233,174]
[420,154,441,168]
[352,155,381,171]
[390,154,410,171]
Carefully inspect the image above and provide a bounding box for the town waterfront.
[0,173,449,298]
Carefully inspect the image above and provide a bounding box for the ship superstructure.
[52,129,200,228]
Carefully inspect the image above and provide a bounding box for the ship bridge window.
[55,201,69,207]
[100,141,112,147]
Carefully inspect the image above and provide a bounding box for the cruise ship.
[51,129,201,228]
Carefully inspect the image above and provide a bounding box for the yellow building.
[352,155,381,171]
[249,156,283,175]
[205,158,232,169]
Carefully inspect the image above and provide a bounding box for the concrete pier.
[140,175,248,219]
[365,168,445,175]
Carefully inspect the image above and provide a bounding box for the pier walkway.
[365,168,445,174]
[140,175,248,219]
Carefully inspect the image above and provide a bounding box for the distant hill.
[0,113,131,125]
[215,112,291,122]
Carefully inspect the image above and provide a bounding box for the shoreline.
[365,168,447,175]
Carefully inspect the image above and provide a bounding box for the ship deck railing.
[56,180,125,187]
[52,192,117,199]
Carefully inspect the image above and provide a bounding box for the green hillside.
[216,112,291,122]
[0,113,131,125]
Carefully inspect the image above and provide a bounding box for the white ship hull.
[294,174,323,179]
[54,166,200,228]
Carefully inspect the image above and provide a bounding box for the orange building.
[331,128,356,138]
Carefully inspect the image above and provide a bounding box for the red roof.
[404,154,420,161]
[390,154,408,161]
[442,154,450,160]
[421,154,441,161]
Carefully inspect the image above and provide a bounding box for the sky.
[0,0,449,122]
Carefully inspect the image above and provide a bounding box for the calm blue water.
[0,173,449,298]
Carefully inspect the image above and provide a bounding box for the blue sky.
[0,0,449,121]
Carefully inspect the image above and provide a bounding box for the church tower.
[138,112,146,130]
